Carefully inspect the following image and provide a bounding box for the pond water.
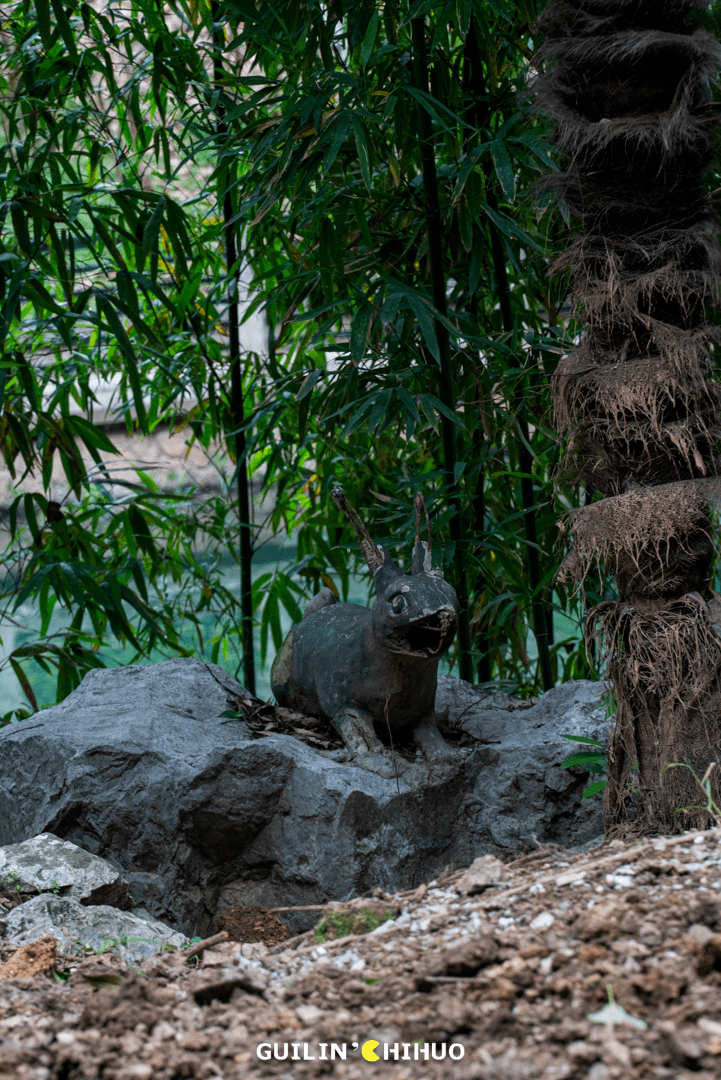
[0,544,373,715]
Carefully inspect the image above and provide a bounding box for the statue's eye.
[390,594,406,614]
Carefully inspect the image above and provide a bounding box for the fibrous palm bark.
[534,0,721,833]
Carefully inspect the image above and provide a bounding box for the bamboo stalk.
[471,420,491,683]
[411,16,473,683]
[485,194,554,692]
[212,8,256,694]
[463,18,553,690]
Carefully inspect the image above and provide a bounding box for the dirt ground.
[2,827,721,1079]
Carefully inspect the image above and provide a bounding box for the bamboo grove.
[0,0,576,714]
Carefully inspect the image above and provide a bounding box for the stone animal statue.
[271,489,459,770]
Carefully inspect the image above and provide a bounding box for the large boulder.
[436,676,609,851]
[0,659,607,936]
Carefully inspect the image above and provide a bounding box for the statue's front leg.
[333,706,386,757]
[412,712,456,761]
[333,706,407,778]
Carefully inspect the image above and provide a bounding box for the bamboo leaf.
[360,9,379,66]
[489,139,515,202]
[350,115,372,193]
[456,0,471,37]
[23,494,42,544]
[406,295,440,362]
[561,734,605,747]
[140,194,166,275]
[35,0,52,49]
[560,752,606,769]
[350,303,373,363]
[581,780,607,801]
[321,112,350,175]
[95,295,147,429]
[49,0,79,60]
[486,0,513,22]
[10,204,31,257]
[9,658,38,713]
[405,85,473,132]
[296,368,324,400]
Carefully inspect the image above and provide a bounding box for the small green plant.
[314,911,357,944]
[313,905,396,944]
[0,871,23,893]
[666,761,721,824]
[588,984,647,1030]
[49,880,61,895]
[560,734,607,800]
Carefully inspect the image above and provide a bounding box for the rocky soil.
[3,827,721,1078]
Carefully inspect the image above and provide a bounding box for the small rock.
[686,923,716,945]
[530,911,555,931]
[296,1004,323,1025]
[3,894,185,962]
[237,953,272,992]
[0,834,129,908]
[455,855,509,895]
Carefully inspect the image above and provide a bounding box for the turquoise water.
[0,546,373,714]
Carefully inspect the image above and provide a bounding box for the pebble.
[529,911,555,931]
[606,874,635,888]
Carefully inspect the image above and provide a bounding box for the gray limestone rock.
[3,894,186,962]
[435,675,609,852]
[455,854,510,896]
[0,833,130,907]
[0,658,607,937]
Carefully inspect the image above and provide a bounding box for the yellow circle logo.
[361,1040,380,1062]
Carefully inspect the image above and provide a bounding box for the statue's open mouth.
[386,609,457,657]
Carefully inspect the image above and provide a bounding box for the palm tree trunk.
[536,0,721,832]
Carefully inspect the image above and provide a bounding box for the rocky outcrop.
[0,659,607,937]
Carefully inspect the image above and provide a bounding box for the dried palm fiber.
[533,0,721,834]
[590,593,721,831]
[560,478,720,601]
[554,231,721,334]
[554,352,721,493]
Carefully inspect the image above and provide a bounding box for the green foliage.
[667,762,721,824]
[560,734,607,801]
[0,870,23,892]
[0,0,595,718]
[313,904,395,943]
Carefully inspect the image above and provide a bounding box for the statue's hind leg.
[412,711,456,761]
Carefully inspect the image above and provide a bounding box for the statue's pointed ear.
[412,492,433,573]
[412,540,432,574]
[331,487,384,573]
[374,548,402,594]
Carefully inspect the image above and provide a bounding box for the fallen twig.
[183,931,229,960]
